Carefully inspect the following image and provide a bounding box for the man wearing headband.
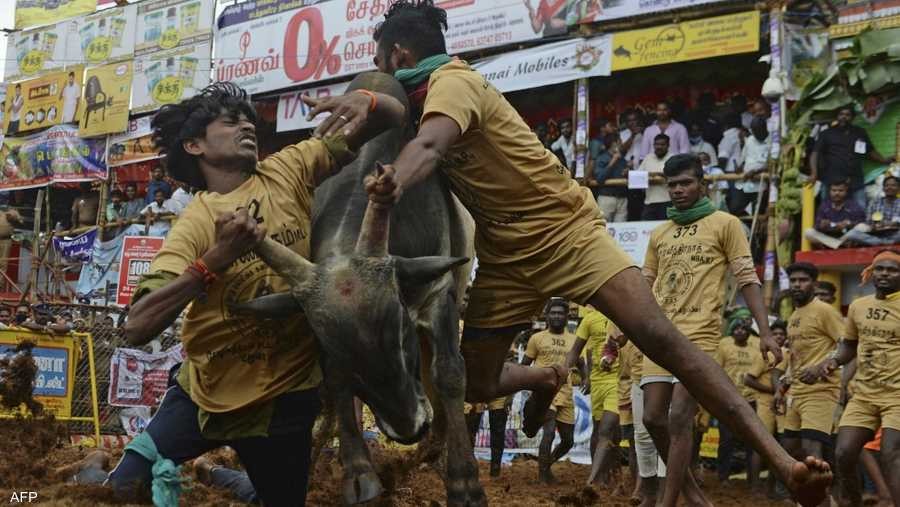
[812,250,900,507]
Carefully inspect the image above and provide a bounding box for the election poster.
[52,227,98,262]
[115,235,164,305]
[0,330,78,417]
[15,0,97,30]
[4,20,82,82]
[135,0,215,56]
[108,116,161,167]
[78,4,138,65]
[79,61,134,137]
[2,67,85,135]
[0,125,107,191]
[131,42,212,113]
[108,344,183,407]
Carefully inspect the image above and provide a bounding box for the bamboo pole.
[586,172,768,187]
[27,190,44,303]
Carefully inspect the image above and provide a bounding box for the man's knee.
[643,413,668,437]
[834,441,859,472]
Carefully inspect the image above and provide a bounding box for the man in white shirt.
[167,184,193,215]
[551,118,575,172]
[639,134,672,220]
[717,113,744,173]
[688,122,717,163]
[619,111,644,169]
[140,189,179,218]
[60,72,81,124]
[639,102,689,161]
[732,117,770,215]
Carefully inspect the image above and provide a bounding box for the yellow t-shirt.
[787,298,845,397]
[843,293,900,401]
[643,211,753,351]
[747,345,789,405]
[150,138,350,413]
[576,309,618,385]
[422,60,602,265]
[525,329,577,408]
[715,335,760,400]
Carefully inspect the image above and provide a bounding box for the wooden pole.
[27,189,44,303]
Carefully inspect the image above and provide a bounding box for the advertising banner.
[611,11,760,71]
[472,36,611,95]
[15,0,97,30]
[565,0,727,26]
[132,41,212,113]
[4,21,82,82]
[0,87,5,136]
[75,223,169,299]
[135,0,215,56]
[2,68,85,135]
[214,0,542,95]
[115,235,165,305]
[79,61,134,137]
[605,220,664,266]
[0,330,77,417]
[78,4,138,65]
[52,227,98,262]
[107,344,183,407]
[276,81,350,133]
[108,116,161,166]
[0,125,107,191]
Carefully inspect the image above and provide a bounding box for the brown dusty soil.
[0,340,44,415]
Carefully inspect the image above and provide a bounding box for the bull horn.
[255,238,315,285]
[355,200,391,257]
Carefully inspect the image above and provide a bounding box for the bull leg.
[419,291,486,507]
[327,374,383,504]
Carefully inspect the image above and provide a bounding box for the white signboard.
[5,21,82,81]
[606,221,665,266]
[131,41,212,114]
[214,0,542,95]
[276,81,350,133]
[472,36,611,95]
[78,4,138,65]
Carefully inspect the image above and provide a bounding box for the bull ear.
[394,256,469,287]
[255,238,315,285]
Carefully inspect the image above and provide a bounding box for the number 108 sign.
[116,236,165,306]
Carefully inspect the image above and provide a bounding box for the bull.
[234,72,483,505]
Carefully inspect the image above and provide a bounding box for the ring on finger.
[338,114,349,122]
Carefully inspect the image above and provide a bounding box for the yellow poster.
[611,11,760,71]
[0,330,78,418]
[79,61,134,137]
[15,0,98,30]
[3,66,84,135]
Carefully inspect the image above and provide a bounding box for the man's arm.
[740,281,781,363]
[303,90,406,152]
[812,338,858,381]
[744,373,774,394]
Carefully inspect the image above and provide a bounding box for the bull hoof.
[342,471,383,505]
[447,481,487,507]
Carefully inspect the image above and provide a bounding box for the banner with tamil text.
[0,330,78,417]
[108,344,183,407]
[53,228,98,262]
[4,21,82,82]
[108,116,161,167]
[116,235,165,306]
[0,125,107,191]
[611,11,760,71]
[15,0,97,30]
[566,0,727,26]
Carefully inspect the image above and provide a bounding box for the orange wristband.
[354,89,377,112]
[187,258,217,285]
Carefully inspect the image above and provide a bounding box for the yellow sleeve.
[715,341,726,368]
[150,204,212,277]
[642,229,660,283]
[421,70,483,135]
[843,301,860,341]
[525,333,539,360]
[820,304,845,344]
[721,214,753,262]
[575,315,591,341]
[258,135,355,204]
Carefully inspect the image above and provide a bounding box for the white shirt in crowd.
[168,187,193,214]
[551,135,575,169]
[690,139,717,163]
[639,152,672,205]
[737,135,770,194]
[620,130,643,168]
[61,83,80,123]
[717,127,743,172]
[141,200,180,216]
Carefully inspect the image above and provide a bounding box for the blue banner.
[52,228,98,262]
[0,343,69,397]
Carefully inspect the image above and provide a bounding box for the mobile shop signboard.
[115,235,164,306]
[0,330,77,417]
[214,0,542,95]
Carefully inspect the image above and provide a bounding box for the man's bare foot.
[522,365,567,438]
[783,457,832,507]
[682,470,713,507]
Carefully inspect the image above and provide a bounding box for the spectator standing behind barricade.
[638,134,672,220]
[689,122,717,163]
[809,106,896,209]
[715,317,759,483]
[140,189,178,221]
[71,182,100,229]
[845,176,900,246]
[123,183,144,219]
[804,180,866,248]
[144,166,173,205]
[732,117,771,216]
[594,133,629,223]
[639,102,688,161]
[699,152,728,210]
[717,112,744,173]
[551,118,575,174]
[167,182,193,215]
[105,190,128,239]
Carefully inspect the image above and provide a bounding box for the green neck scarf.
[667,197,716,225]
[394,54,453,87]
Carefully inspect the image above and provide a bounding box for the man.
[60,71,80,124]
[71,182,99,229]
[615,326,642,502]
[523,299,578,484]
[745,319,790,496]
[594,133,628,222]
[123,183,144,219]
[639,102,689,161]
[809,107,896,209]
[145,166,173,204]
[688,122,717,163]
[638,134,672,220]
[140,189,178,219]
[845,175,900,246]
[0,306,11,326]
[620,110,644,170]
[105,190,128,239]
[107,81,405,505]
[814,282,837,305]
[732,116,770,216]
[811,250,900,507]
[715,318,760,483]
[8,84,23,135]
[805,180,865,248]
[780,262,845,507]
[717,113,744,173]
[551,118,575,172]
[639,154,777,506]
[579,305,621,485]
[312,3,831,503]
